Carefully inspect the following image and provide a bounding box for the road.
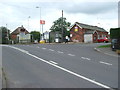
[1,43,118,88]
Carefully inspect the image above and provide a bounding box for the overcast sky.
[0,0,119,33]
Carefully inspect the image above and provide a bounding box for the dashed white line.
[49,60,58,65]
[49,49,54,51]
[99,61,112,66]
[68,54,75,56]
[85,58,91,61]
[42,48,47,50]
[37,46,40,48]
[81,57,86,59]
[57,51,64,54]
[6,45,113,89]
[81,57,91,60]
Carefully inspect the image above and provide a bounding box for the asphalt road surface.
[1,43,118,88]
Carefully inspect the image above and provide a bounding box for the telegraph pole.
[61,10,64,43]
[28,16,30,31]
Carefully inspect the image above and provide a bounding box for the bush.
[110,28,120,39]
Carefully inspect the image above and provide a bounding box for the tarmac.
[0,43,119,89]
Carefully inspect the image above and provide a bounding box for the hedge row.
[110,28,120,39]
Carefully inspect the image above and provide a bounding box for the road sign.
[40,20,45,24]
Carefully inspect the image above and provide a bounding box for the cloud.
[60,2,117,14]
[0,1,118,32]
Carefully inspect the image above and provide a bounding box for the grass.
[97,44,111,48]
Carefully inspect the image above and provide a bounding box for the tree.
[50,17,71,38]
[0,26,11,44]
[30,31,41,42]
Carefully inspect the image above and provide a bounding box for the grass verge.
[97,44,111,48]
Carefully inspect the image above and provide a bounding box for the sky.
[0,0,119,33]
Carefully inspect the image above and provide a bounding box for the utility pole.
[6,24,9,44]
[28,16,30,31]
[61,10,64,43]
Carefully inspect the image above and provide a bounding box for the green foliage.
[97,44,111,48]
[0,26,10,44]
[50,17,71,38]
[30,31,40,41]
[110,28,120,39]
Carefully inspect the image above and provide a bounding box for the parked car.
[97,37,109,43]
[111,39,119,51]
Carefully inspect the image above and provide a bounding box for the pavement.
[94,47,119,57]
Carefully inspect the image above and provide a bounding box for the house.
[11,25,31,43]
[70,22,108,43]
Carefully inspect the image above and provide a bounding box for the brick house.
[11,25,29,43]
[70,22,108,43]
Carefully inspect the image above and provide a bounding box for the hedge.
[110,28,120,39]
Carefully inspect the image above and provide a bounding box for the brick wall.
[70,25,85,42]
[11,34,17,40]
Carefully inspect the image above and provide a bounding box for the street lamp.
[36,6,41,41]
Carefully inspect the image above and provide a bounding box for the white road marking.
[85,58,91,61]
[6,45,29,54]
[68,54,75,56]
[99,61,112,66]
[81,57,86,59]
[6,45,113,89]
[42,48,47,50]
[37,46,39,48]
[81,57,91,60]
[49,49,54,51]
[49,61,58,65]
[57,51,64,54]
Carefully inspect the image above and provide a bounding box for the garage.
[84,34,93,43]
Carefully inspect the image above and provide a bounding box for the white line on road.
[68,54,75,56]
[57,51,64,54]
[81,57,86,59]
[49,49,54,51]
[37,46,40,48]
[49,60,58,65]
[6,45,29,54]
[6,45,113,89]
[81,57,91,60]
[42,48,47,50]
[99,61,112,66]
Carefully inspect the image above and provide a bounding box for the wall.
[70,25,85,42]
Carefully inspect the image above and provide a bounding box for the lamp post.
[36,6,41,41]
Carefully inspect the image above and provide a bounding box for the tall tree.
[30,31,41,42]
[50,17,71,38]
[0,26,10,44]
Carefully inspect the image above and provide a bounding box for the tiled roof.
[11,26,29,35]
[76,22,107,32]
[85,30,95,34]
